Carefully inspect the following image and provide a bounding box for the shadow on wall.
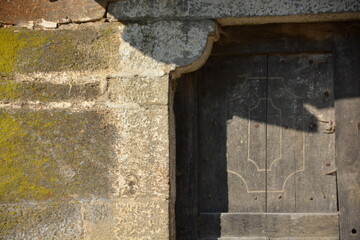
[89,2,360,238]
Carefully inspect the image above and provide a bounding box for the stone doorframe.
[2,1,359,238]
[138,15,360,240]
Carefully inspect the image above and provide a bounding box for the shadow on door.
[174,22,360,240]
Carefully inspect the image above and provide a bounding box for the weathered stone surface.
[188,0,360,18]
[117,20,216,76]
[0,24,120,75]
[83,201,115,240]
[113,198,169,240]
[0,0,107,25]
[110,106,170,199]
[0,76,100,103]
[108,75,169,105]
[107,0,187,20]
[0,109,117,203]
[0,201,83,239]
[108,0,360,20]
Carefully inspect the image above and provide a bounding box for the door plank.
[267,54,337,213]
[333,25,360,240]
[199,213,339,238]
[174,72,199,239]
[200,237,339,240]
[198,58,228,213]
[225,56,267,212]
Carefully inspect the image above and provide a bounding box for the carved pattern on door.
[228,77,305,193]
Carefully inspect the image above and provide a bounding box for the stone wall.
[0,7,216,238]
[0,0,359,239]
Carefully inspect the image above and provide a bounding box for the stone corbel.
[118,20,220,79]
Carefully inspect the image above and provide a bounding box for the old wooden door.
[175,23,360,240]
[197,54,338,239]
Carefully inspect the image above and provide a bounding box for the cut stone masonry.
[0,0,360,239]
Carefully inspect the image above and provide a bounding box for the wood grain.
[174,72,199,240]
[267,54,337,213]
[199,213,339,238]
[212,23,334,56]
[334,25,360,240]
[225,56,267,212]
[198,58,228,213]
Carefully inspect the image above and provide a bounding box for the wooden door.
[197,54,338,239]
[175,23,360,240]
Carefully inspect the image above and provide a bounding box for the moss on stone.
[0,28,47,75]
[0,76,100,102]
[0,78,21,101]
[0,109,116,203]
[0,201,82,238]
[0,111,58,202]
[0,25,119,74]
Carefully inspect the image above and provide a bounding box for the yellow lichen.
[0,111,59,202]
[0,29,47,75]
[0,78,22,101]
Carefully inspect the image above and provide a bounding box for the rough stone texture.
[108,0,188,19]
[108,0,360,21]
[0,23,120,75]
[0,108,117,203]
[117,20,217,76]
[0,201,83,239]
[82,201,115,240]
[110,106,170,199]
[0,73,173,240]
[0,76,100,102]
[113,198,169,240]
[0,0,107,25]
[108,75,169,105]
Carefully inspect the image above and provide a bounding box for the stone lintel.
[108,0,360,22]
[0,0,107,25]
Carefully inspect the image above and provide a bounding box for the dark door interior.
[175,22,360,240]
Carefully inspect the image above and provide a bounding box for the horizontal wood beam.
[199,213,339,238]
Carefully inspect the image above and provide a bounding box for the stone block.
[0,76,100,103]
[108,0,360,20]
[83,201,115,240]
[0,0,107,25]
[188,0,360,18]
[0,109,117,203]
[110,106,169,198]
[0,24,120,75]
[107,0,188,20]
[113,198,169,240]
[108,75,169,105]
[0,201,83,239]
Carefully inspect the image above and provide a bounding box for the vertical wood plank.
[334,25,360,240]
[267,56,298,212]
[225,56,267,212]
[293,54,337,213]
[198,57,228,213]
[267,54,337,213]
[174,72,198,240]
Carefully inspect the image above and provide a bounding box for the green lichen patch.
[0,109,117,203]
[0,25,119,74]
[0,76,100,102]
